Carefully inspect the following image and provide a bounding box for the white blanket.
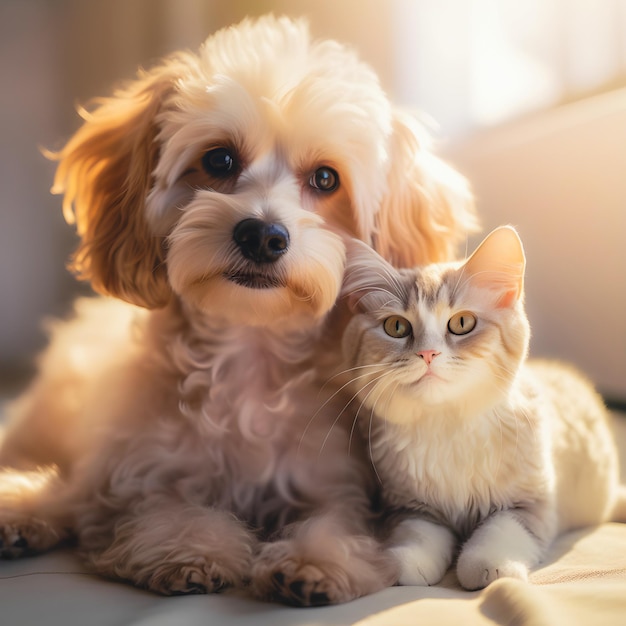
[1,415,625,626]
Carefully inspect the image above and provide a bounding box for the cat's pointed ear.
[341,239,401,312]
[464,226,526,308]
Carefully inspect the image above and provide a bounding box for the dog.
[0,15,476,605]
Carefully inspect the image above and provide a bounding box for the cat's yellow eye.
[383,316,412,338]
[448,311,477,336]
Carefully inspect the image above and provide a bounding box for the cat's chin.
[367,379,508,426]
[403,373,453,405]
[408,372,445,391]
[363,386,451,425]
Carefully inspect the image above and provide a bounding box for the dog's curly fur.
[0,15,476,604]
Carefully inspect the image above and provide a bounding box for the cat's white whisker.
[349,287,401,311]
[451,261,469,301]
[347,405,361,458]
[363,265,406,295]
[334,362,392,376]
[314,366,394,459]
[517,405,538,443]
[297,367,386,456]
[337,367,399,483]
[358,374,399,484]
[366,409,382,485]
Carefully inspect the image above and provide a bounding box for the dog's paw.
[268,564,337,607]
[0,519,64,559]
[145,557,242,596]
[86,504,256,596]
[251,537,394,606]
[252,543,341,606]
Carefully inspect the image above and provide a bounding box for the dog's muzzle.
[228,218,290,289]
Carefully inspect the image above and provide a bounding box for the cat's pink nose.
[417,350,441,365]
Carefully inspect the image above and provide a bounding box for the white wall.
[445,89,626,399]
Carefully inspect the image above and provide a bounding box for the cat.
[334,226,626,590]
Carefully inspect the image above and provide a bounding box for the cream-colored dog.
[0,15,476,605]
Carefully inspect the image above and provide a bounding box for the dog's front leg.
[0,466,70,558]
[79,496,256,595]
[250,507,398,606]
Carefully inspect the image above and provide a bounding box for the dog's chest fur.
[161,310,335,526]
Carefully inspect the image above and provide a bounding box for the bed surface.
[1,523,625,625]
[1,412,625,626]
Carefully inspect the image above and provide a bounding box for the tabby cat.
[338,226,625,590]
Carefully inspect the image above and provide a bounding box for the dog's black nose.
[233,218,290,263]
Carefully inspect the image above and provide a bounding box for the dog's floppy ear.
[49,56,192,308]
[373,110,479,266]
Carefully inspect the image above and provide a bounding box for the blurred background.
[1,0,625,402]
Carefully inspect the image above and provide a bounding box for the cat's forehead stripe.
[411,267,454,307]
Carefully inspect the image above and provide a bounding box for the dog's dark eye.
[309,167,339,193]
[201,147,237,178]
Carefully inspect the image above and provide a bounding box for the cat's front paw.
[387,517,455,586]
[456,551,528,590]
[456,511,542,590]
[389,543,450,586]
